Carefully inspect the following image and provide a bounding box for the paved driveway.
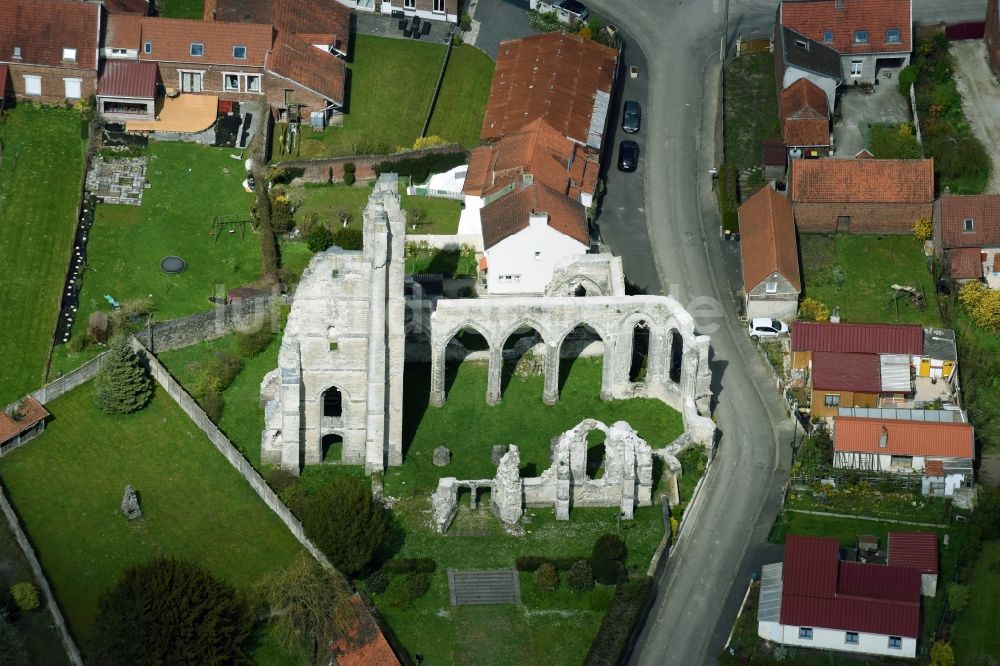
[470,0,538,58]
[833,80,911,157]
[952,39,1000,194]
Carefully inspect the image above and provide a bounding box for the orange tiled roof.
[0,397,49,444]
[947,247,983,280]
[781,78,828,119]
[923,459,944,476]
[0,0,100,70]
[781,0,912,55]
[463,118,599,200]
[784,119,830,147]
[481,182,589,249]
[939,194,1000,249]
[137,17,274,67]
[272,0,350,54]
[833,416,974,458]
[267,33,346,104]
[738,186,801,292]
[482,32,618,148]
[106,14,144,50]
[328,597,400,666]
[790,158,934,204]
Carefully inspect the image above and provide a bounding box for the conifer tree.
[94,336,152,415]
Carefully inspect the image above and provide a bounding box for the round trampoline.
[160,256,187,274]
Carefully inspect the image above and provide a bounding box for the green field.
[953,540,1000,662]
[0,106,85,405]
[156,0,203,19]
[723,53,780,173]
[426,44,495,148]
[0,384,303,654]
[799,234,941,326]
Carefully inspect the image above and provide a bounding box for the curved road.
[576,1,989,664]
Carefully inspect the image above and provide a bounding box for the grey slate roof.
[779,26,843,82]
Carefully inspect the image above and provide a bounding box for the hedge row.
[383,558,437,574]
[583,577,654,666]
[374,151,467,186]
[515,555,588,572]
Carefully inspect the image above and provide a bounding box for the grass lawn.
[952,540,1000,662]
[405,244,478,277]
[156,0,203,19]
[723,53,780,173]
[278,36,446,160]
[426,44,495,149]
[799,234,941,326]
[73,141,258,325]
[0,383,303,654]
[0,106,85,405]
[290,181,461,236]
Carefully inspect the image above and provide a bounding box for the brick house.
[0,0,101,104]
[780,77,832,158]
[778,0,912,84]
[380,0,461,24]
[206,0,351,58]
[774,24,842,116]
[933,194,1000,286]
[738,186,801,320]
[790,158,934,233]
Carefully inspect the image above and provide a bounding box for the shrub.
[554,555,584,571]
[533,563,560,592]
[413,136,448,150]
[93,336,153,415]
[383,558,436,574]
[197,390,223,422]
[592,534,626,562]
[528,9,563,32]
[947,582,970,614]
[307,225,335,252]
[868,123,923,160]
[451,32,464,47]
[931,640,955,666]
[515,555,553,572]
[798,297,830,322]
[365,571,389,595]
[9,583,38,613]
[67,333,88,353]
[584,577,653,666]
[270,191,295,233]
[913,216,933,241]
[412,558,437,574]
[299,476,392,576]
[333,226,363,251]
[897,64,918,97]
[568,560,595,592]
[960,281,1000,331]
[458,13,472,31]
[403,573,431,599]
[374,152,466,186]
[236,325,274,358]
[591,534,627,585]
[382,579,412,608]
[93,558,254,665]
[343,162,356,186]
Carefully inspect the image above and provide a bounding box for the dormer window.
[964,218,975,232]
[12,46,21,59]
[233,45,247,59]
[795,39,809,50]
[62,47,76,61]
[822,30,833,43]
[144,41,152,54]
[886,28,901,43]
[854,30,868,44]
[190,43,205,57]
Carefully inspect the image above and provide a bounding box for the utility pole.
[720,0,730,62]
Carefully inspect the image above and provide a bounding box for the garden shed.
[0,397,49,456]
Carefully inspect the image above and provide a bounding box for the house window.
[224,74,240,91]
[433,0,445,11]
[245,74,261,92]
[12,46,21,59]
[534,251,542,260]
[886,28,901,43]
[846,631,859,645]
[888,636,903,650]
[964,218,975,232]
[64,78,82,99]
[850,60,863,77]
[854,30,868,44]
[23,74,41,97]
[798,627,813,640]
[190,43,205,57]
[765,281,778,294]
[111,48,127,56]
[62,48,77,61]
[233,45,247,59]
[824,394,840,407]
[404,0,416,8]
[822,30,833,43]
[284,89,294,105]
[890,455,913,469]
[144,42,152,54]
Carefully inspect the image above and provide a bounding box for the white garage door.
[64,78,82,99]
[23,75,41,96]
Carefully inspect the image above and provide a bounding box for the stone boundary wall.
[0,485,84,665]
[406,234,484,251]
[278,144,468,185]
[142,295,282,354]
[130,339,337,571]
[30,353,108,406]
[908,83,923,147]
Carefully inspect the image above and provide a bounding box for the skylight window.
[190,43,205,57]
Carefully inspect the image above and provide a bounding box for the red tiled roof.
[328,597,400,666]
[480,182,589,249]
[888,532,938,575]
[0,0,100,70]
[482,32,618,149]
[138,18,274,67]
[811,352,881,392]
[0,397,49,444]
[106,14,143,50]
[790,158,934,204]
[463,118,599,200]
[266,34,346,105]
[939,194,1000,249]
[792,321,924,354]
[272,0,350,55]
[947,247,984,280]
[780,536,921,638]
[738,186,801,292]
[763,139,788,167]
[855,148,874,158]
[833,417,974,458]
[781,0,912,55]
[781,78,828,119]
[98,60,157,98]
[784,119,830,148]
[924,459,945,476]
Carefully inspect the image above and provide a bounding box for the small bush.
[343,162,356,186]
[403,573,431,599]
[528,9,563,32]
[798,297,830,322]
[568,560,595,592]
[458,13,472,31]
[236,325,274,358]
[374,152,466,186]
[307,226,334,252]
[960,281,1000,331]
[584,578,654,666]
[383,580,412,608]
[333,226,363,251]
[10,583,38,613]
[365,571,389,595]
[516,555,553,572]
[898,64,918,97]
[270,192,295,234]
[67,333,88,353]
[554,555,584,571]
[930,640,955,666]
[913,216,933,241]
[412,558,437,574]
[198,390,223,422]
[591,534,627,585]
[592,534,626,563]
[533,563,560,592]
[384,558,436,574]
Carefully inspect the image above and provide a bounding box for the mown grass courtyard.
[0,106,86,406]
[0,383,304,657]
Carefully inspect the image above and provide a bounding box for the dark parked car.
[622,100,641,133]
[617,140,639,172]
[555,0,589,22]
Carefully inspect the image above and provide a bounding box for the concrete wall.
[486,221,589,294]
[759,622,916,659]
[746,273,799,320]
[31,353,108,405]
[792,202,933,234]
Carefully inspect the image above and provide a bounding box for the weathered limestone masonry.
[260,174,406,474]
